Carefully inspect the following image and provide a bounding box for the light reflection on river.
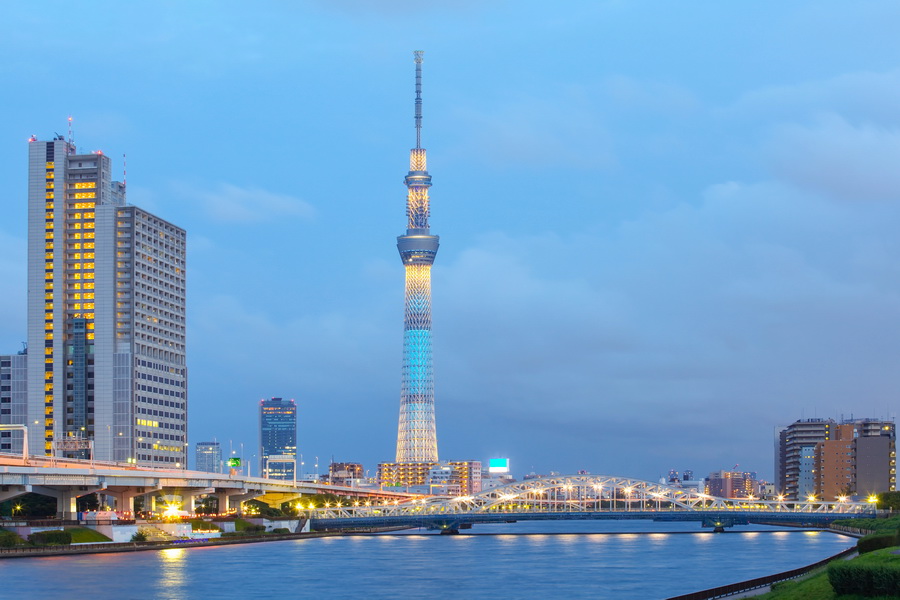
[0,522,853,600]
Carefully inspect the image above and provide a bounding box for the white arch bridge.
[305,475,875,534]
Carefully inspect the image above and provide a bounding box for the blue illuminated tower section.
[396,51,440,463]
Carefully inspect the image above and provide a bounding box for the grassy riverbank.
[756,547,900,599]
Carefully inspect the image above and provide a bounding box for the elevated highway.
[0,454,409,518]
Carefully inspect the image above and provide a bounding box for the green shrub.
[858,531,900,554]
[244,524,265,533]
[29,530,72,546]
[834,515,900,532]
[0,530,23,547]
[131,530,148,542]
[828,561,900,597]
[271,528,290,534]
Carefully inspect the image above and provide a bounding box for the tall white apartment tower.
[26,135,187,467]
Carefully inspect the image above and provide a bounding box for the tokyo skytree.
[395,51,440,463]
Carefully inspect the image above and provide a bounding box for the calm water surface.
[1,521,853,600]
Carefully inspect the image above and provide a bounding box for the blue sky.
[2,1,899,480]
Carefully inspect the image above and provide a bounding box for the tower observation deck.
[395,51,440,463]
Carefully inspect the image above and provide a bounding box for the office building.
[26,136,187,466]
[0,352,27,454]
[395,51,440,463]
[195,441,223,473]
[259,397,296,480]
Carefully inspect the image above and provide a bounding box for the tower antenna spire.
[414,50,424,149]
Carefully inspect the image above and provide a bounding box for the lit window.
[74,182,96,189]
[74,192,96,199]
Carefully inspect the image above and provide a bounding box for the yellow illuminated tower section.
[395,51,440,463]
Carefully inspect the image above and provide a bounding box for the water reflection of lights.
[160,548,186,592]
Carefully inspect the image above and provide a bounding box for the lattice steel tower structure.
[395,51,440,463]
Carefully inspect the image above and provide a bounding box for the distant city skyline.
[1,2,899,480]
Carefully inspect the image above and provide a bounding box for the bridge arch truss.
[307,474,873,521]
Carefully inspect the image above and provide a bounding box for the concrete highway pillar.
[57,490,79,520]
[213,492,230,514]
[105,489,141,515]
[145,493,158,515]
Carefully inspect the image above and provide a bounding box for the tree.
[0,494,56,518]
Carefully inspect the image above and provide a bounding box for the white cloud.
[768,114,900,202]
[721,70,900,127]
[180,182,315,222]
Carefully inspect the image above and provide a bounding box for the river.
[1,521,853,599]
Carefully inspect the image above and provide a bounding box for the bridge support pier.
[439,528,459,535]
[56,489,80,520]
[104,488,142,515]
[28,484,101,520]
[214,490,256,515]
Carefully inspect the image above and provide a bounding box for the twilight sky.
[1,1,899,481]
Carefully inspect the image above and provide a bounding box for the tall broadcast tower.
[395,51,440,463]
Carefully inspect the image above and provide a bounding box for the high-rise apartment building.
[814,421,896,498]
[776,418,833,499]
[26,136,187,466]
[259,397,297,480]
[0,352,27,454]
[195,441,223,473]
[777,417,895,500]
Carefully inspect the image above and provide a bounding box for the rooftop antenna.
[67,115,74,153]
[414,50,424,149]
[123,153,127,187]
